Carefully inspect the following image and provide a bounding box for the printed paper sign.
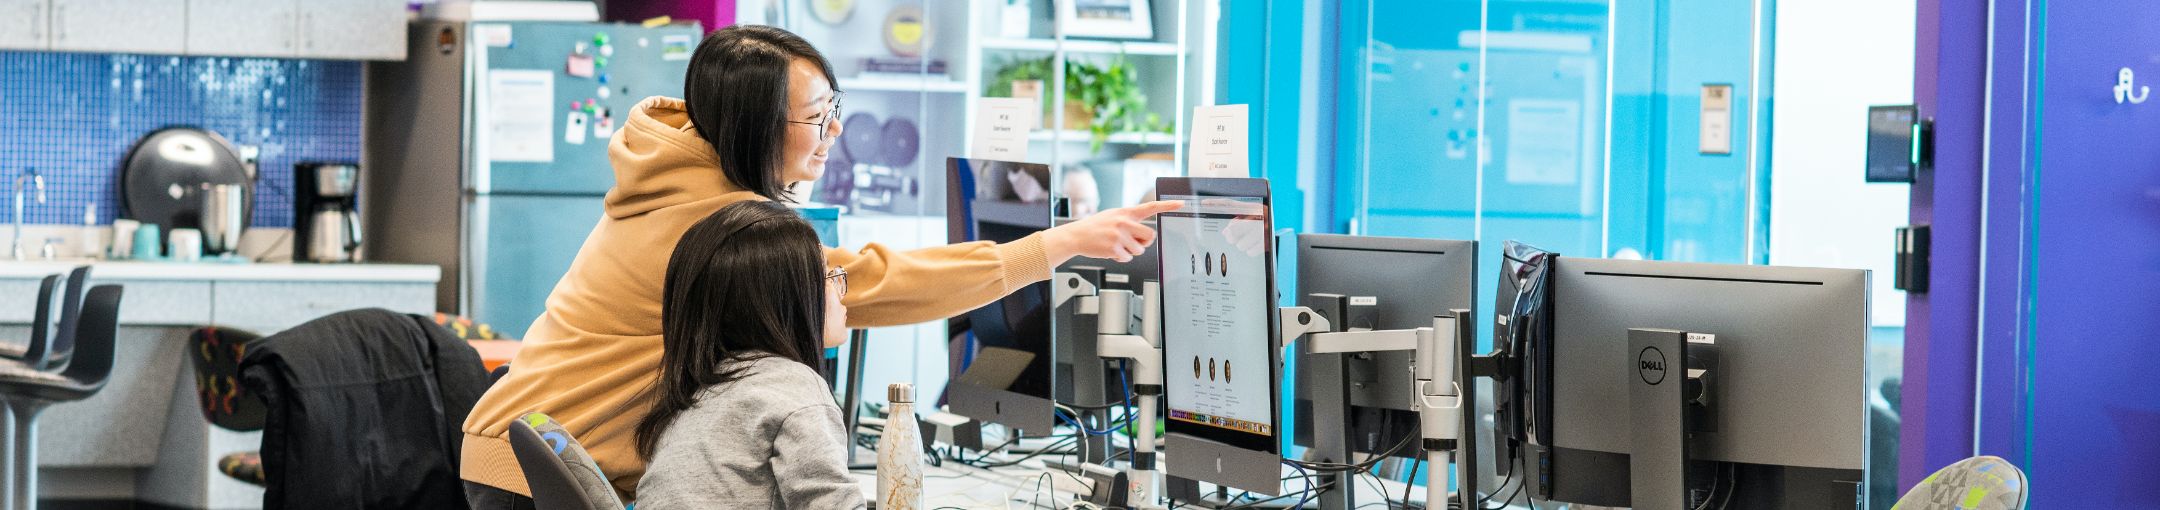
[1188,105,1250,178]
[971,97,1037,161]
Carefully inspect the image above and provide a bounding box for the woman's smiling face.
[780,58,840,189]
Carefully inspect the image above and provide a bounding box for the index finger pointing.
[1123,200,1184,218]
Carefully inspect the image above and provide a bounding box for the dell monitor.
[1528,257,1870,508]
[1292,234,1476,462]
[944,157,1058,434]
[1155,177,1283,496]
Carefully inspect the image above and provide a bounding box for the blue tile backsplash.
[0,51,363,228]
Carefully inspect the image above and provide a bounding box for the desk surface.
[848,450,1432,509]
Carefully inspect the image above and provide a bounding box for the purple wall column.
[1901,0,1985,493]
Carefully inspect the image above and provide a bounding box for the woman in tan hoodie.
[459,25,1179,506]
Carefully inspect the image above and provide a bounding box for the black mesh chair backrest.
[19,274,60,364]
[62,285,122,388]
[43,266,91,371]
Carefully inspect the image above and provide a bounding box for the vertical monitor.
[944,157,1057,434]
[1154,177,1283,496]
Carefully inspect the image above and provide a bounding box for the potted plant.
[989,56,1173,151]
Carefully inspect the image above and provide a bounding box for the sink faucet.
[13,168,45,261]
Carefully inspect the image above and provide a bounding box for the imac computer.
[1154,177,1283,496]
[1291,234,1476,463]
[944,157,1058,434]
[1515,256,1870,509]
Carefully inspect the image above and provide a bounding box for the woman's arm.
[771,405,869,510]
[825,200,1180,328]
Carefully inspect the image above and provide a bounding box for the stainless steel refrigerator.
[366,20,701,337]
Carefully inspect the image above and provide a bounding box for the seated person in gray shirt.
[632,201,866,509]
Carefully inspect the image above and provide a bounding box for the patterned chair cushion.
[218,451,266,486]
[1893,455,2028,510]
[433,313,504,341]
[189,327,267,431]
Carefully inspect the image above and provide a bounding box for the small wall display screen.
[1866,105,1919,183]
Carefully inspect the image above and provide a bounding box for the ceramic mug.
[131,223,162,260]
[109,219,140,259]
[169,228,203,262]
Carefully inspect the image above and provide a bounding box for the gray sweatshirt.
[634,356,867,509]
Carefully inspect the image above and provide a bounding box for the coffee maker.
[294,162,362,262]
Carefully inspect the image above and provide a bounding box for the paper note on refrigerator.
[971,97,1036,161]
[487,70,556,163]
[565,111,588,145]
[1188,104,1250,178]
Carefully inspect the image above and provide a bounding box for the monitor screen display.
[1160,194,1277,447]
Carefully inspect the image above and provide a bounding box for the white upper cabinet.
[51,0,187,55]
[298,0,407,60]
[14,0,406,60]
[187,0,300,58]
[0,0,50,51]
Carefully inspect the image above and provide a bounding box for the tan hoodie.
[459,96,1047,499]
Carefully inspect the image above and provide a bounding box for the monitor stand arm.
[1279,306,1467,510]
[1056,272,1170,509]
[1094,282,1165,509]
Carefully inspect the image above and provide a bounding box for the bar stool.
[0,285,122,510]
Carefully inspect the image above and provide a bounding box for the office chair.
[187,326,269,486]
[508,412,625,510]
[1892,455,2028,510]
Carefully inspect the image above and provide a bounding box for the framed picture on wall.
[1057,0,1154,40]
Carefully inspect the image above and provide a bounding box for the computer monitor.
[1155,177,1283,496]
[1490,241,1557,465]
[1526,257,1870,508]
[1291,234,1476,461]
[944,157,1058,434]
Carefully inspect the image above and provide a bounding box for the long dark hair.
[684,25,837,202]
[634,200,828,459]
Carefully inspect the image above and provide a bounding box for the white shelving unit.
[838,75,973,94]
[1029,129,1178,146]
[978,37,1182,56]
[964,0,1218,212]
[736,0,1217,215]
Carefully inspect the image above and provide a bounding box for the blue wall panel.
[0,52,363,228]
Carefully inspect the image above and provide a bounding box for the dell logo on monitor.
[1638,346,1668,385]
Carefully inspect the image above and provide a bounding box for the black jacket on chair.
[240,308,490,509]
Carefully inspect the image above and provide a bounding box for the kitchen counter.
[0,260,443,509]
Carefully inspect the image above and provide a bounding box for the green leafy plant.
[988,55,1172,152]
